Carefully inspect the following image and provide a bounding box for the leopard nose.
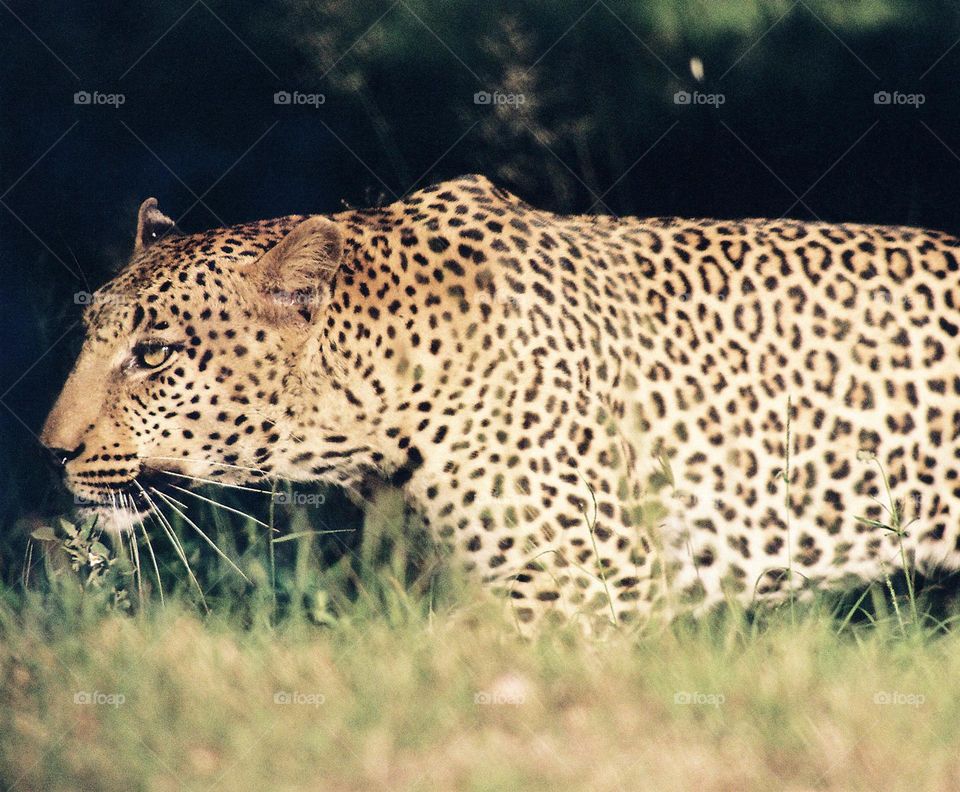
[44,442,86,468]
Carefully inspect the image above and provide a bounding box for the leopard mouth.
[68,460,261,534]
[70,468,169,529]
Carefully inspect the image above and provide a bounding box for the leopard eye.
[134,343,174,369]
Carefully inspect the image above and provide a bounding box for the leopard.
[40,173,960,627]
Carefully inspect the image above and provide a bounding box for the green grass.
[3,487,960,791]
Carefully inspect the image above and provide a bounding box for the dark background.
[3,0,960,581]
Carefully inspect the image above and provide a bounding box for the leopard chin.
[75,503,152,536]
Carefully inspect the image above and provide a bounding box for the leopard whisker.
[154,468,273,495]
[130,495,165,607]
[156,490,189,511]
[166,483,272,530]
[119,493,145,605]
[108,493,135,593]
[133,480,207,611]
[151,487,251,584]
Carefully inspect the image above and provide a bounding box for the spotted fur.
[41,174,960,626]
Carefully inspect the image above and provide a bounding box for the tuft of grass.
[5,484,960,791]
[854,451,921,633]
[2,583,960,791]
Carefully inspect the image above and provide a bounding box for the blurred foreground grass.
[2,488,960,791]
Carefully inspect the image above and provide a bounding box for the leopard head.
[40,198,372,530]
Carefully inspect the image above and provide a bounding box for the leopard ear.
[249,216,343,319]
[134,198,176,253]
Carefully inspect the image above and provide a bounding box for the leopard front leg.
[402,412,683,630]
